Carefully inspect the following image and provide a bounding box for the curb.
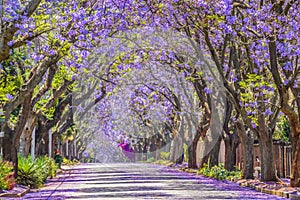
[238,180,300,199]
[0,186,30,198]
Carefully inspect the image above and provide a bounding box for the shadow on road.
[21,163,286,200]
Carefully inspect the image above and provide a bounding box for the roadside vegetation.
[198,163,242,181]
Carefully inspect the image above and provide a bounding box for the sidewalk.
[170,162,300,199]
[1,165,73,199]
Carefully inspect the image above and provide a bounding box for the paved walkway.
[8,163,287,199]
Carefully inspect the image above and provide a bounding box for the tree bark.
[259,134,276,181]
[290,128,300,187]
[188,139,198,168]
[223,98,240,171]
[2,128,18,176]
[209,135,221,167]
[2,94,32,176]
[268,39,300,186]
[257,95,277,181]
[175,135,183,164]
[283,88,300,187]
[19,115,36,157]
[170,136,179,162]
[199,134,222,168]
[224,133,239,171]
[236,121,254,179]
[188,120,209,168]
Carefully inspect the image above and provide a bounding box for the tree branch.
[23,0,42,17]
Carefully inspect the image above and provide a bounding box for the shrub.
[34,156,58,180]
[160,151,170,161]
[0,160,14,190]
[17,156,58,188]
[17,156,45,188]
[154,159,172,165]
[62,157,79,165]
[198,163,242,181]
[145,157,155,163]
[46,157,58,178]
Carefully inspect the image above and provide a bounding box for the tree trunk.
[19,116,36,157]
[224,132,240,171]
[209,135,221,167]
[36,129,48,156]
[259,133,277,181]
[256,93,277,181]
[188,114,210,168]
[2,128,18,176]
[289,89,300,187]
[199,135,211,168]
[175,136,183,164]
[188,140,198,168]
[19,129,27,157]
[236,121,254,179]
[290,130,300,187]
[143,137,148,161]
[199,154,209,169]
[243,135,254,179]
[170,136,178,162]
[2,94,32,176]
[223,99,240,171]
[199,135,222,168]
[268,39,300,186]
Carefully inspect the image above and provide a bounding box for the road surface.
[16,163,286,200]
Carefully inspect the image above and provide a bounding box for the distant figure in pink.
[118,140,134,161]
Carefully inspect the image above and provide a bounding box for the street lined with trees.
[0,0,299,193]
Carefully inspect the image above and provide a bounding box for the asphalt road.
[15,163,286,200]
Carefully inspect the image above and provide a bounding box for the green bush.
[198,163,242,181]
[145,157,155,163]
[17,156,58,188]
[160,151,170,160]
[46,157,58,178]
[0,160,14,190]
[62,157,78,165]
[153,159,172,165]
[35,156,58,180]
[17,156,44,188]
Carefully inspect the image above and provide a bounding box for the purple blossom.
[232,77,238,82]
[226,16,236,25]
[80,28,89,35]
[81,50,89,59]
[250,102,258,107]
[204,87,212,94]
[264,108,273,116]
[293,79,299,88]
[5,94,13,100]
[71,74,77,81]
[7,40,14,47]
[251,122,257,128]
[283,62,293,71]
[32,54,44,62]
